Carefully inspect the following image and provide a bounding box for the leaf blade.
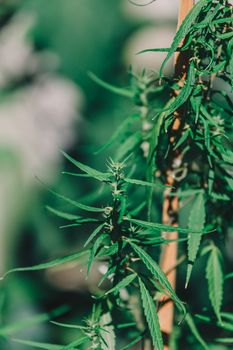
[84,223,105,247]
[138,278,163,350]
[186,192,206,288]
[61,151,111,182]
[206,246,224,323]
[105,273,137,296]
[46,206,81,221]
[128,240,185,315]
[124,217,203,234]
[185,313,209,350]
[1,250,88,279]
[160,0,209,75]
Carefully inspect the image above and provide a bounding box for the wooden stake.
[158,1,194,349]
[177,0,195,32]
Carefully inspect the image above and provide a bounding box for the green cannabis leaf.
[138,277,163,350]
[206,244,224,323]
[127,240,186,315]
[1,250,88,279]
[186,192,206,288]
[160,0,210,75]
[185,313,209,350]
[105,273,137,296]
[61,151,112,182]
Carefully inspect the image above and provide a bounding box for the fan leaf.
[124,217,204,234]
[186,192,206,288]
[206,245,224,323]
[186,313,209,350]
[105,273,137,296]
[61,151,111,182]
[128,240,185,315]
[1,251,88,279]
[138,278,163,350]
[46,206,81,221]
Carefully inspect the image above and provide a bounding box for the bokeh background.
[0,1,232,349]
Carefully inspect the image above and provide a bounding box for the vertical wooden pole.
[158,1,194,349]
[177,0,195,31]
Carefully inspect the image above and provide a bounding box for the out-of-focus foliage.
[0,1,232,350]
[0,1,144,349]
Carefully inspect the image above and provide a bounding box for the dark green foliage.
[206,244,224,324]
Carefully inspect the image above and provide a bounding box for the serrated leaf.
[98,266,116,287]
[84,223,105,247]
[97,242,120,258]
[206,245,224,323]
[173,129,190,150]
[60,218,100,229]
[61,151,111,182]
[100,312,116,350]
[148,108,165,164]
[62,172,91,177]
[128,241,185,315]
[162,63,196,119]
[138,278,163,350]
[141,237,188,246]
[124,177,169,189]
[1,250,88,279]
[124,217,203,234]
[185,313,209,350]
[160,0,209,75]
[105,273,137,296]
[186,192,206,288]
[51,320,85,330]
[49,188,105,213]
[46,206,81,221]
[147,102,170,219]
[138,47,171,54]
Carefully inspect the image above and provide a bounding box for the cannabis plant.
[1,1,233,349]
